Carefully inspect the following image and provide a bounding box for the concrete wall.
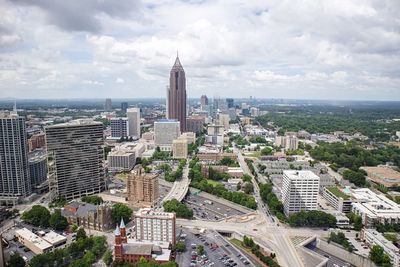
[316,239,378,267]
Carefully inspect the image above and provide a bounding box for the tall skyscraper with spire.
[167,54,187,132]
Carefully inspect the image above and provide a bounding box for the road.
[232,144,305,267]
[161,163,190,203]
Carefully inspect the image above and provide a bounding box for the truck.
[204,200,213,205]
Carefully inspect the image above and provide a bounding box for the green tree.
[111,203,133,224]
[197,245,204,256]
[7,253,25,267]
[21,205,50,227]
[261,147,273,155]
[175,242,186,252]
[76,227,87,240]
[242,174,252,182]
[370,245,385,265]
[243,182,254,194]
[163,199,193,218]
[81,195,104,205]
[49,209,69,231]
[103,250,113,265]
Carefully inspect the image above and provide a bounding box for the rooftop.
[351,188,400,218]
[135,208,175,219]
[327,187,350,200]
[283,170,320,180]
[41,231,67,245]
[46,119,101,128]
[15,228,53,250]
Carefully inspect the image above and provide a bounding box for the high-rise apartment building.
[133,208,176,245]
[127,167,159,207]
[105,98,112,111]
[0,112,31,205]
[121,102,128,113]
[218,113,230,130]
[167,55,186,132]
[226,98,234,108]
[110,118,129,138]
[281,170,320,216]
[154,120,180,151]
[127,108,141,138]
[28,149,47,188]
[274,135,299,151]
[45,120,105,201]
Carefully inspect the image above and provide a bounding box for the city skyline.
[0,0,399,101]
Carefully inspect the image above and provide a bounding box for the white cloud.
[0,0,399,100]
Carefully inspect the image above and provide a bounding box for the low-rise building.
[62,201,113,231]
[351,188,400,226]
[361,229,400,267]
[323,187,352,213]
[180,132,196,144]
[15,228,66,255]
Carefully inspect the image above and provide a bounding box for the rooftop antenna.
[11,101,17,115]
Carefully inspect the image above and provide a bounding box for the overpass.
[161,163,190,203]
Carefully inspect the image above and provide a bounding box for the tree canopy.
[111,203,132,224]
[163,199,193,219]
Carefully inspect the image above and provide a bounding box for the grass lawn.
[206,180,222,187]
[229,238,266,267]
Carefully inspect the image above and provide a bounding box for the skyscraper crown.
[171,54,184,71]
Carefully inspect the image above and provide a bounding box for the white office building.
[154,120,180,151]
[107,151,136,172]
[127,108,141,138]
[133,208,176,245]
[281,170,320,216]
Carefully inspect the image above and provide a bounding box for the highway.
[161,163,190,203]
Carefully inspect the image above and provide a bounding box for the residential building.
[172,138,188,159]
[127,108,141,138]
[0,112,31,206]
[114,220,171,264]
[107,151,136,172]
[323,187,352,213]
[361,229,400,267]
[281,170,320,216]
[62,201,113,231]
[275,135,299,150]
[105,98,112,111]
[127,167,159,207]
[154,120,180,151]
[250,107,260,117]
[121,102,128,113]
[133,208,176,245]
[167,55,186,132]
[361,166,400,188]
[28,133,46,152]
[351,188,400,226]
[186,115,205,134]
[28,149,47,187]
[46,120,105,201]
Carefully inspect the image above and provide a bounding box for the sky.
[0,0,399,100]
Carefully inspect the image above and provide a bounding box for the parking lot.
[184,194,246,221]
[176,228,257,267]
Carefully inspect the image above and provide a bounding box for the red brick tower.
[114,225,123,262]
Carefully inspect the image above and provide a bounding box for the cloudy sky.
[0,0,399,100]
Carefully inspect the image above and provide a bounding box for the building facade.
[200,95,208,106]
[110,118,129,138]
[127,108,141,138]
[28,133,46,152]
[105,98,112,111]
[0,112,31,205]
[167,55,186,132]
[172,138,188,159]
[186,116,205,134]
[62,201,113,231]
[107,151,136,172]
[28,149,47,187]
[127,167,159,207]
[46,120,105,201]
[274,135,299,151]
[323,187,352,213]
[133,208,176,245]
[154,120,180,151]
[121,102,128,113]
[281,170,320,216]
